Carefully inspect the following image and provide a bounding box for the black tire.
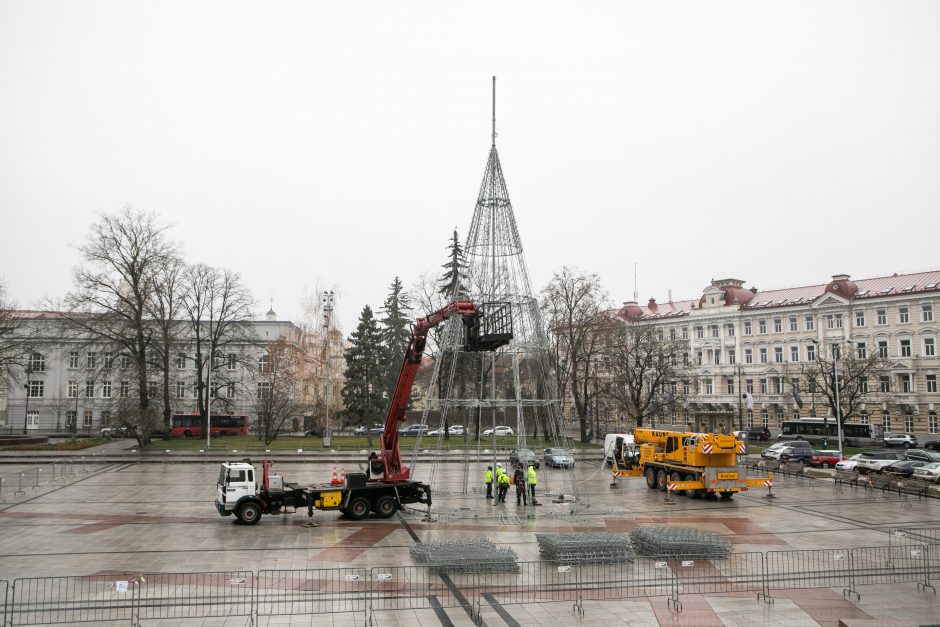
[374,495,397,518]
[236,501,262,525]
[821,462,830,468]
[656,469,667,492]
[904,443,911,449]
[645,467,657,489]
[183,430,193,438]
[346,496,371,521]
[683,474,698,498]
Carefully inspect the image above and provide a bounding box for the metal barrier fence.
[0,458,112,502]
[889,526,940,547]
[2,545,939,625]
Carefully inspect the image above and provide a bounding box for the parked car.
[924,440,940,451]
[483,426,515,436]
[855,450,908,474]
[905,449,940,463]
[912,462,940,483]
[761,441,811,460]
[835,453,864,472]
[428,424,465,436]
[747,427,772,441]
[807,450,843,468]
[100,426,128,437]
[354,424,384,436]
[509,447,540,469]
[779,446,814,463]
[884,460,927,477]
[884,433,919,448]
[399,424,430,436]
[543,448,575,468]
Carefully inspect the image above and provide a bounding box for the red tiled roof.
[617,269,940,321]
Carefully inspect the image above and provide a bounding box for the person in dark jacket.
[513,464,527,506]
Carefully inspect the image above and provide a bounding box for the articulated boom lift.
[377,300,513,481]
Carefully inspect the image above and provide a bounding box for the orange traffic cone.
[340,467,346,485]
[330,466,340,485]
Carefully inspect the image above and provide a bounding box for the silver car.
[543,448,575,468]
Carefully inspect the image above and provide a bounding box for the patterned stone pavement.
[1,457,939,625]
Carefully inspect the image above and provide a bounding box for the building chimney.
[647,297,658,312]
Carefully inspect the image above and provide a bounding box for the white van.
[604,433,634,465]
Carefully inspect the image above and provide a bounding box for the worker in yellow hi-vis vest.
[484,466,493,499]
[526,464,538,505]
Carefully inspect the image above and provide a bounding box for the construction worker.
[497,466,510,503]
[513,464,527,506]
[484,466,493,499]
[526,464,538,504]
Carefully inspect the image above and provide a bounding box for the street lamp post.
[23,367,33,435]
[736,364,744,433]
[322,291,335,447]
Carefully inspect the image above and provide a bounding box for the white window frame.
[120,381,129,398]
[807,343,816,361]
[789,317,798,332]
[101,381,112,398]
[790,345,799,362]
[27,380,44,398]
[26,411,40,430]
[898,306,910,324]
[745,348,753,364]
[86,352,97,369]
[67,380,78,399]
[923,304,934,323]
[759,347,768,363]
[924,337,936,357]
[68,351,80,369]
[29,353,45,372]
[882,411,891,430]
[905,413,914,432]
[758,320,767,334]
[83,410,93,428]
[930,411,938,435]
[927,375,937,393]
[900,338,912,357]
[876,308,887,325]
[805,315,815,331]
[855,311,865,327]
[743,321,752,336]
[773,318,782,333]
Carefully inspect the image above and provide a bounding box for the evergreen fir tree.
[438,228,467,298]
[379,276,413,398]
[341,305,387,427]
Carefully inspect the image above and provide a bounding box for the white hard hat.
[497,463,503,467]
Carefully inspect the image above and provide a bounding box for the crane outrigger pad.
[463,302,513,351]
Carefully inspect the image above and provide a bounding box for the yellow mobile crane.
[611,429,772,499]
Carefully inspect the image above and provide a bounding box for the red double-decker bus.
[171,413,250,437]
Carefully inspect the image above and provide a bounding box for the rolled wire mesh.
[410,538,519,573]
[630,526,732,560]
[536,533,635,565]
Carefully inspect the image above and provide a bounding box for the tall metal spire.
[491,75,497,147]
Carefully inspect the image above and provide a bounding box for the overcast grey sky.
[2,1,938,333]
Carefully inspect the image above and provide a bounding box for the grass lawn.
[146,434,601,451]
[4,437,114,451]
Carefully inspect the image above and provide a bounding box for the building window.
[855,311,865,327]
[927,375,937,393]
[880,376,891,393]
[860,378,869,394]
[29,353,45,372]
[68,351,80,369]
[773,377,783,394]
[25,411,39,430]
[856,342,867,359]
[83,410,93,428]
[695,351,702,366]
[726,323,735,337]
[87,352,97,368]
[176,381,186,399]
[66,410,76,428]
[710,325,719,338]
[258,355,270,373]
[882,410,891,430]
[904,413,914,432]
[876,309,887,325]
[860,411,869,425]
[900,339,911,357]
[745,348,753,364]
[729,349,736,365]
[85,381,94,397]
[177,353,187,369]
[747,411,754,429]
[227,354,237,370]
[761,410,769,429]
[789,317,798,332]
[192,382,199,399]
[793,410,801,421]
[704,379,713,395]
[257,382,273,399]
[758,320,767,334]
[227,383,236,399]
[726,379,735,394]
[101,381,112,398]
[104,353,114,369]
[745,379,754,394]
[759,347,768,363]
[696,326,704,339]
[148,381,158,398]
[67,380,78,398]
[27,380,44,398]
[805,315,815,331]
[898,306,910,324]
[901,374,912,393]
[773,318,782,333]
[743,321,752,336]
[924,338,936,357]
[807,343,816,361]
[930,412,938,435]
[923,304,934,323]
[760,378,768,394]
[790,345,799,362]
[826,314,843,329]
[878,340,889,358]
[120,381,129,398]
[682,327,689,340]
[774,346,784,363]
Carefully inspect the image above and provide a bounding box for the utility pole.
[737,363,743,432]
[23,366,32,435]
[322,290,335,447]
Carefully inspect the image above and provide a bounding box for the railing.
[1,543,938,626]
[0,458,111,502]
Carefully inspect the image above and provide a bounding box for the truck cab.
[216,462,259,520]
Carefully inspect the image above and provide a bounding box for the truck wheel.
[183,430,193,438]
[346,496,371,521]
[684,474,698,498]
[236,502,262,525]
[374,495,397,518]
[656,469,667,491]
[645,467,657,489]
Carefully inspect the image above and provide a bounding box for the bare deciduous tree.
[541,267,609,442]
[598,321,693,429]
[63,207,178,444]
[0,280,29,374]
[180,264,255,433]
[255,337,305,444]
[146,256,186,432]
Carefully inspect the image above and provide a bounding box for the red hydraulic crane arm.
[379,300,477,481]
